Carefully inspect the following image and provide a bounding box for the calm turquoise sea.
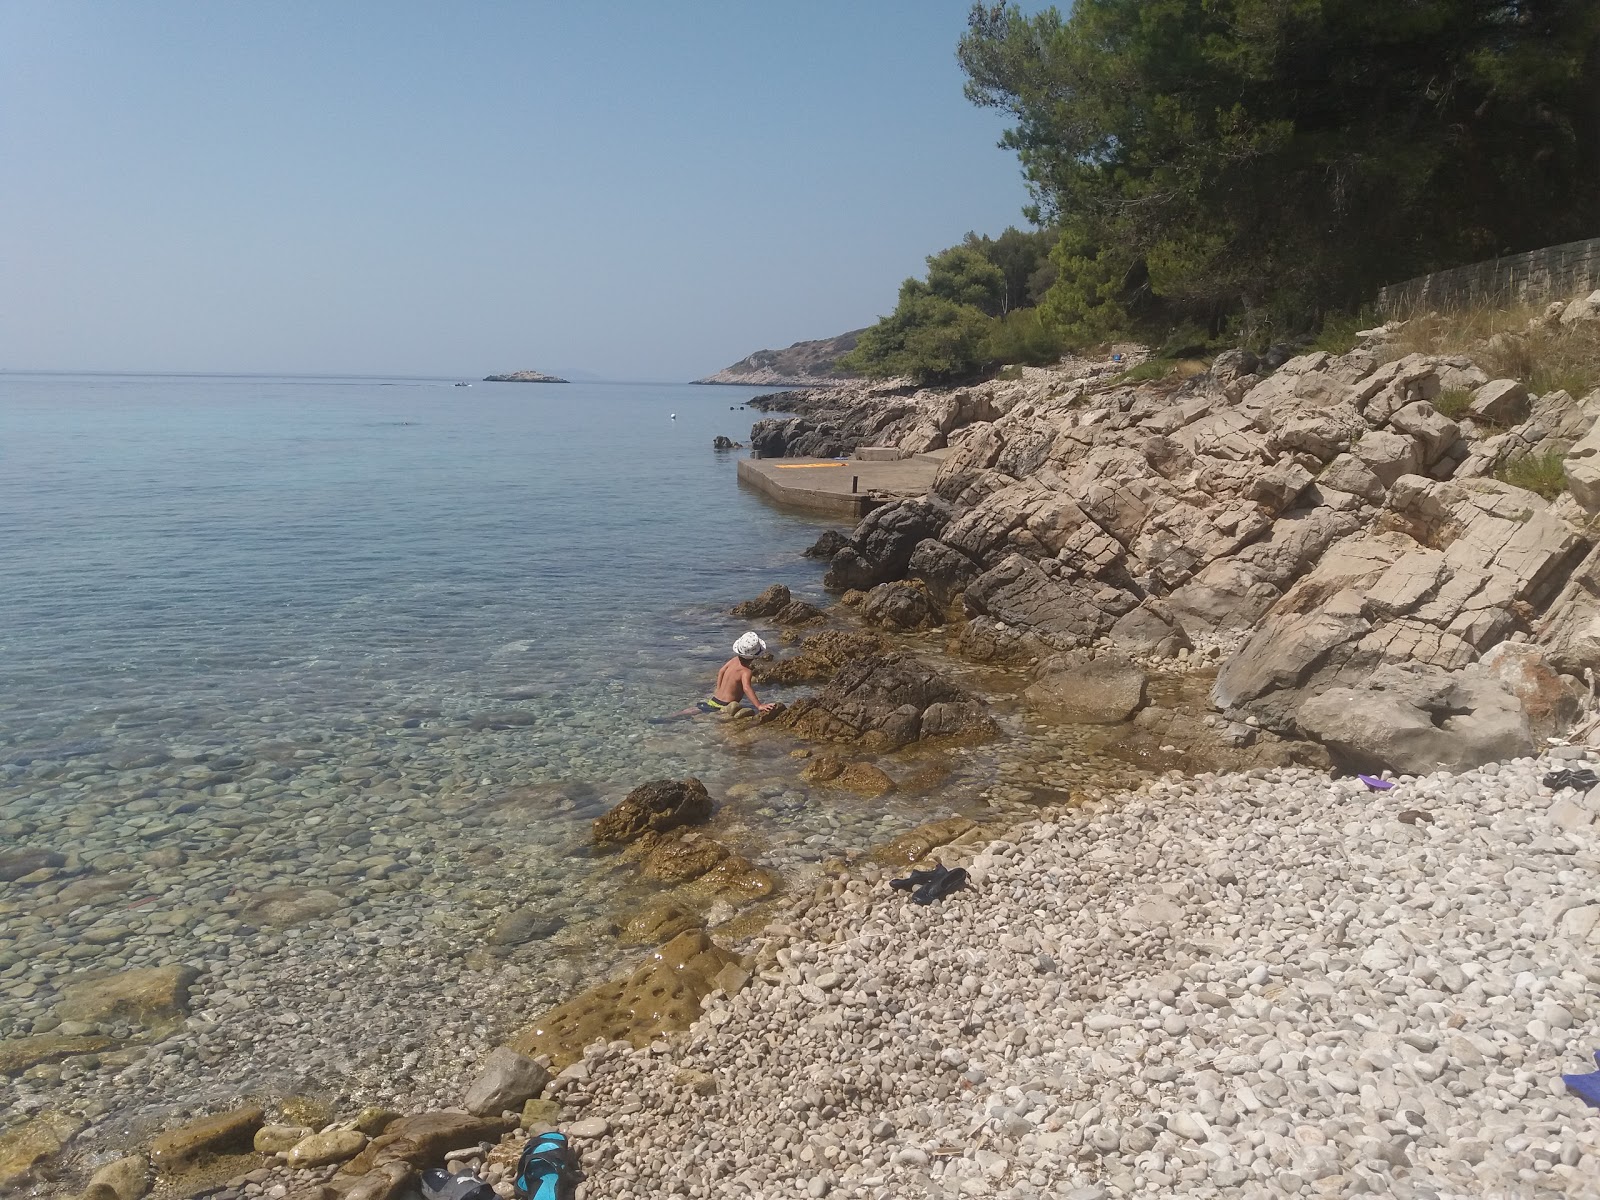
[0,373,831,760]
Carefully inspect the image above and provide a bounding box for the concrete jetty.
[736,450,942,518]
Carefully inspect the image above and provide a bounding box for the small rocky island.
[482,370,569,383]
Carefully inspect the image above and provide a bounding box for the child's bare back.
[655,632,774,721]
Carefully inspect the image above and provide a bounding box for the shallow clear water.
[1,373,835,747]
[0,374,1165,1145]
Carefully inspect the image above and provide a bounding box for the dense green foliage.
[958,0,1600,346]
[840,227,1067,384]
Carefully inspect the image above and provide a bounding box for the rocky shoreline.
[16,752,1596,1200]
[10,300,1600,1198]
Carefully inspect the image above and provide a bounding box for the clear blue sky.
[0,2,1036,381]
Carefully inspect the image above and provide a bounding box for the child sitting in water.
[658,632,775,720]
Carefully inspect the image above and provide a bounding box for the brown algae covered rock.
[55,964,198,1031]
[778,652,998,750]
[0,1111,85,1189]
[148,1106,264,1170]
[754,629,888,686]
[869,816,980,866]
[592,778,712,845]
[505,930,739,1068]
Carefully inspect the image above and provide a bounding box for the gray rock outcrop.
[772,293,1600,770]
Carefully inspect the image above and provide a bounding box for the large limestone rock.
[462,1046,550,1118]
[1249,461,1315,514]
[963,554,1137,648]
[906,538,982,606]
[1537,543,1600,673]
[1023,652,1149,724]
[592,778,711,845]
[1297,662,1533,774]
[824,498,951,591]
[1388,401,1460,465]
[1352,430,1421,487]
[859,579,944,630]
[1468,379,1530,426]
[1564,420,1600,513]
[779,653,997,751]
[1479,641,1579,738]
[1318,454,1385,504]
[1108,601,1190,656]
[56,965,198,1030]
[505,931,738,1068]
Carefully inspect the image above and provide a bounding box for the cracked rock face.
[778,328,1600,772]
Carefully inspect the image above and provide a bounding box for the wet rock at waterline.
[336,1112,516,1178]
[867,815,979,866]
[611,899,698,946]
[148,1105,264,1170]
[754,628,888,686]
[54,964,198,1031]
[858,579,945,631]
[632,832,731,883]
[0,1111,84,1190]
[801,529,850,560]
[592,778,712,845]
[728,583,824,626]
[778,652,998,751]
[1023,651,1149,724]
[800,755,897,797]
[822,498,951,592]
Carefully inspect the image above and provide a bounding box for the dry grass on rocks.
[1389,303,1600,400]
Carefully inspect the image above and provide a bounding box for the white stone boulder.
[1467,379,1530,426]
[1297,661,1534,774]
[1352,430,1421,488]
[1563,421,1600,513]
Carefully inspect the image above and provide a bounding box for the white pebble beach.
[541,754,1600,1200]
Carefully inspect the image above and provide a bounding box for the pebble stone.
[517,755,1600,1199]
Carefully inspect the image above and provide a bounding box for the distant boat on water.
[454,382,471,387]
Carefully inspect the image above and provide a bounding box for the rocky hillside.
[695,330,865,387]
[761,291,1600,775]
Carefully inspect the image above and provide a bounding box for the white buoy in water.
[670,413,677,419]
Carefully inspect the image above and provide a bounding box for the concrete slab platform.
[737,453,940,518]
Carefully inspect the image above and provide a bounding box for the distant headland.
[694,329,863,386]
[483,369,569,383]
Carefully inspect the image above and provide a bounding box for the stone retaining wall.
[1380,235,1600,313]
